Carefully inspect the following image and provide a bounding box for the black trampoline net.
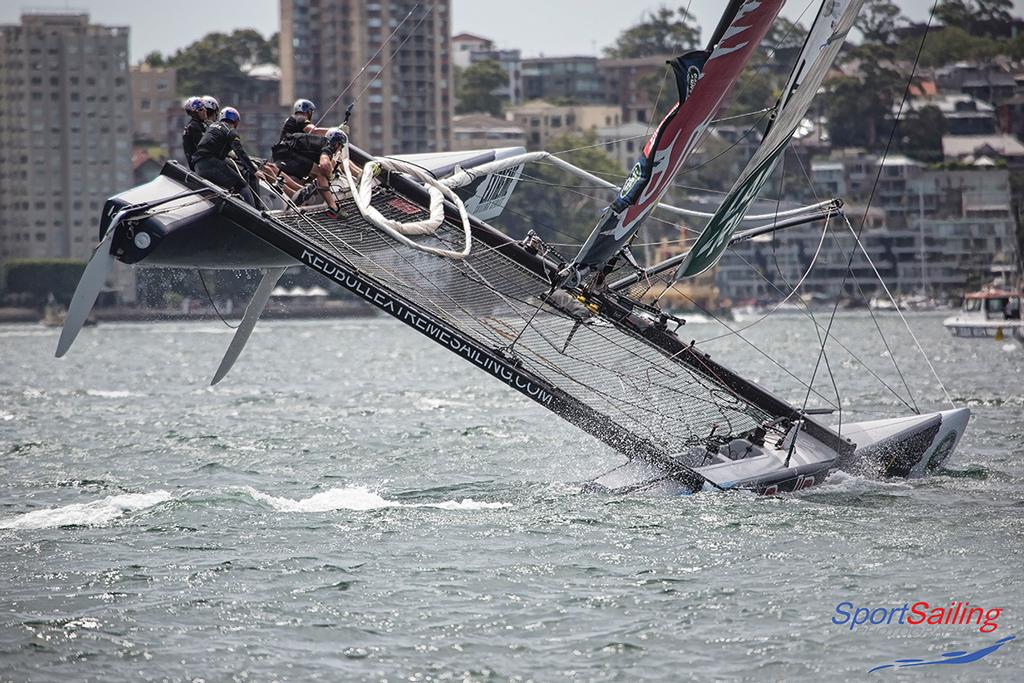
[272,185,776,457]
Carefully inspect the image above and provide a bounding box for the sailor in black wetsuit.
[192,107,258,207]
[181,96,207,170]
[271,99,322,178]
[287,127,349,218]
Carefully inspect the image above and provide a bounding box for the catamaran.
[55,1,969,494]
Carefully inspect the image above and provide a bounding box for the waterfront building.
[506,100,620,149]
[0,13,132,271]
[280,0,452,155]
[130,64,177,147]
[521,56,603,104]
[451,114,525,151]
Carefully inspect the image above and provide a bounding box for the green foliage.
[824,59,905,150]
[763,17,808,51]
[911,26,1005,66]
[500,131,626,246]
[455,60,507,117]
[858,0,905,45]
[2,259,86,305]
[143,51,166,68]
[604,6,700,58]
[898,105,947,162]
[936,0,1014,38]
[146,29,278,99]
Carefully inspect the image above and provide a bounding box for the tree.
[2,259,86,306]
[154,29,278,98]
[763,17,808,52]
[824,60,904,149]
[937,0,1015,38]
[913,25,1002,66]
[900,105,947,162]
[501,131,627,245]
[455,60,507,117]
[859,0,905,45]
[605,6,700,58]
[143,51,166,68]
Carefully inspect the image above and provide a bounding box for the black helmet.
[293,98,316,115]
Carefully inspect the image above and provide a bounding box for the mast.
[675,0,866,280]
[566,0,787,284]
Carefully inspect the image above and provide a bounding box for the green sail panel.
[677,0,865,279]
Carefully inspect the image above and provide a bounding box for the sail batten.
[569,0,786,277]
[677,0,865,279]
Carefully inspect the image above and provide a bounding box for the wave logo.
[868,634,1015,673]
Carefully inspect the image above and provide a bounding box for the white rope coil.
[342,148,472,260]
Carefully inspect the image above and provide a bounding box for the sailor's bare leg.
[310,162,338,211]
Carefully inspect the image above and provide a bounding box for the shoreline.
[0,302,375,324]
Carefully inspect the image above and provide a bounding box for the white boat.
[943,288,1024,339]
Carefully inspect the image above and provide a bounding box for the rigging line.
[196,269,239,329]
[778,150,843,432]
[528,158,810,212]
[725,247,918,414]
[673,0,816,177]
[315,4,422,125]
[676,109,773,177]
[841,213,955,408]
[790,149,919,413]
[422,257,769,434]
[513,169,697,236]
[542,105,771,160]
[795,0,941,446]
[698,213,831,344]
[548,133,651,157]
[711,107,775,125]
[774,148,842,430]
[662,281,840,409]
[827,227,919,413]
[349,8,434,107]
[643,65,671,142]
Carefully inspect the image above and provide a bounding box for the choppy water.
[1,313,1022,681]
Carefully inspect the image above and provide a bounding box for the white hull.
[943,315,1024,338]
[591,407,971,495]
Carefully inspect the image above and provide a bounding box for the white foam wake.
[0,491,171,530]
[240,486,509,512]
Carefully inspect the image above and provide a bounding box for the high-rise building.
[280,0,452,156]
[0,13,133,263]
[131,64,177,146]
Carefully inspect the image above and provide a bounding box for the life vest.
[272,133,327,162]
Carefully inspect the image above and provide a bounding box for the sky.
[3,1,1020,63]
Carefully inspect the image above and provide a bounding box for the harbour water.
[1,313,1022,680]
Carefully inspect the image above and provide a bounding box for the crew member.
[287,127,349,218]
[279,98,327,138]
[201,95,220,123]
[181,96,207,170]
[192,107,258,207]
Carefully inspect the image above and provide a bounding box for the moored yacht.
[943,287,1023,339]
